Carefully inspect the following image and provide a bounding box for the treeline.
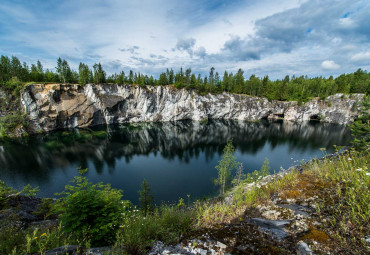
[0,55,369,101]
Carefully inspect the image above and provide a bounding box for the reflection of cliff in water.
[0,120,351,179]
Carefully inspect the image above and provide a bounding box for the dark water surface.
[0,120,351,204]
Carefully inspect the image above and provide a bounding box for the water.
[0,120,351,204]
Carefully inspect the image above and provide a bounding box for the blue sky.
[0,0,369,79]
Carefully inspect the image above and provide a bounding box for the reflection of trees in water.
[0,120,351,181]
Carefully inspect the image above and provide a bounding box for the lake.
[0,120,351,204]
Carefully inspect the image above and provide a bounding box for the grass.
[192,149,369,253]
[0,149,369,254]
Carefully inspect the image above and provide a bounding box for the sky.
[0,0,369,79]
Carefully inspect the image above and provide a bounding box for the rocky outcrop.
[21,84,364,132]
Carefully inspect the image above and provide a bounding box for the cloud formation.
[119,46,140,54]
[0,0,369,78]
[175,38,196,57]
[321,60,340,70]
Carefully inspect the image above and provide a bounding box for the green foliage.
[0,112,28,138]
[215,141,240,195]
[259,158,271,176]
[55,168,126,246]
[242,158,271,184]
[138,179,154,216]
[93,63,106,84]
[56,57,77,83]
[1,54,370,102]
[232,163,246,186]
[33,198,57,220]
[4,77,24,96]
[0,180,16,209]
[115,205,195,254]
[177,198,185,209]
[78,62,93,85]
[0,223,72,255]
[350,95,370,150]
[0,180,38,209]
[20,184,39,197]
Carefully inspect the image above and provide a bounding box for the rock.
[248,218,291,241]
[85,247,111,255]
[278,203,312,218]
[29,219,59,229]
[16,210,38,222]
[148,241,165,255]
[21,84,364,132]
[7,195,43,215]
[197,248,208,255]
[296,241,314,255]
[217,241,227,249]
[45,245,80,255]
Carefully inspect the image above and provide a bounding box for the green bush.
[350,95,370,150]
[55,168,127,246]
[5,77,24,96]
[0,180,15,210]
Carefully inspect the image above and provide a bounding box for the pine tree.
[93,63,106,84]
[138,179,154,216]
[350,96,370,150]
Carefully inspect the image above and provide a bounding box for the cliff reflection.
[0,120,351,181]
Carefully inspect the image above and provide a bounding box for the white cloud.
[321,60,340,70]
[0,0,369,78]
[350,51,370,62]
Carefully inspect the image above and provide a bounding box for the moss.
[301,228,330,243]
[280,189,302,200]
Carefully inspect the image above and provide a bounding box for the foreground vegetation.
[0,146,368,254]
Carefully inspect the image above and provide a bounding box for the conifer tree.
[138,179,154,216]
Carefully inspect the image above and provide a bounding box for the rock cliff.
[21,83,363,131]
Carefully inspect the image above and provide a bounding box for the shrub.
[55,168,127,246]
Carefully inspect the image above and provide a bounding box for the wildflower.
[33,237,38,240]
[348,158,352,161]
[366,173,370,176]
[119,225,124,228]
[356,168,363,171]
[41,233,47,237]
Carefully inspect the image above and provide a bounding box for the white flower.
[366,173,370,176]
[356,168,362,171]
[348,158,352,161]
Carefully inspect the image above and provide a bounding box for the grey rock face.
[21,84,364,132]
[248,218,291,241]
[296,241,314,255]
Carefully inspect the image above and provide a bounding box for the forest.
[0,55,369,102]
